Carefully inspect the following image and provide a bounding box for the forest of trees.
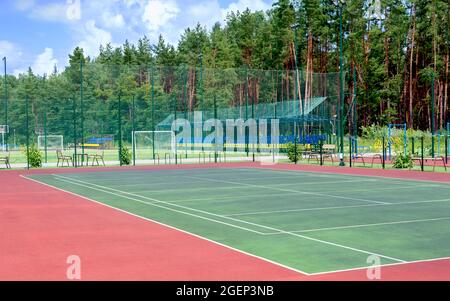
[1,0,449,141]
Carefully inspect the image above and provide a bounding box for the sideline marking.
[265,216,450,234]
[225,198,450,217]
[21,175,309,276]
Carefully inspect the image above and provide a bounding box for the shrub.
[120,146,132,165]
[286,142,302,163]
[392,153,413,169]
[25,144,43,168]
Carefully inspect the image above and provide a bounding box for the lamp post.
[338,0,346,166]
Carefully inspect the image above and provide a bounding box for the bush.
[286,142,302,163]
[392,153,413,169]
[120,146,132,165]
[25,145,43,168]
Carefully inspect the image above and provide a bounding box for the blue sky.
[0,0,275,76]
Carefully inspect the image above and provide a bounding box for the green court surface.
[27,168,450,274]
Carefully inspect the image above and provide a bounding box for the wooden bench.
[412,156,447,172]
[307,144,336,164]
[0,153,11,169]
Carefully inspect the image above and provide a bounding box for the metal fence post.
[421,136,424,172]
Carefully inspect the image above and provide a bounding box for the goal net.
[37,135,64,151]
[132,131,176,160]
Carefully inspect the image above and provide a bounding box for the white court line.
[49,175,267,235]
[307,256,450,276]
[50,174,406,263]
[225,197,450,217]
[265,216,450,235]
[20,175,309,276]
[116,179,380,195]
[250,167,450,186]
[185,175,391,205]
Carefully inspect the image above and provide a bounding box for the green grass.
[27,167,450,274]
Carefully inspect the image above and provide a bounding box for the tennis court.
[23,165,450,275]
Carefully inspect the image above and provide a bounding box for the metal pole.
[431,73,435,158]
[26,95,30,170]
[251,79,255,162]
[214,95,218,163]
[445,136,448,164]
[421,136,425,172]
[118,93,122,166]
[173,95,177,165]
[183,66,189,159]
[132,94,136,166]
[245,67,249,157]
[294,123,298,164]
[339,3,345,166]
[382,136,385,169]
[292,24,300,116]
[198,54,204,152]
[388,124,392,160]
[44,109,48,163]
[353,66,357,154]
[73,97,77,168]
[3,57,7,151]
[349,136,352,167]
[80,60,85,162]
[151,67,155,160]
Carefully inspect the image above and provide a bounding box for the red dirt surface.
[1,162,450,280]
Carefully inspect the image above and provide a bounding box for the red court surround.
[1,162,450,280]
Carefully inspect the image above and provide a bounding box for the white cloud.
[187,1,222,28]
[102,12,125,29]
[78,20,113,57]
[0,41,23,62]
[222,0,271,19]
[31,48,58,76]
[26,0,81,22]
[142,0,180,32]
[66,0,82,21]
[15,0,35,11]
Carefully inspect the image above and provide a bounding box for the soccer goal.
[132,131,176,161]
[37,135,64,151]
